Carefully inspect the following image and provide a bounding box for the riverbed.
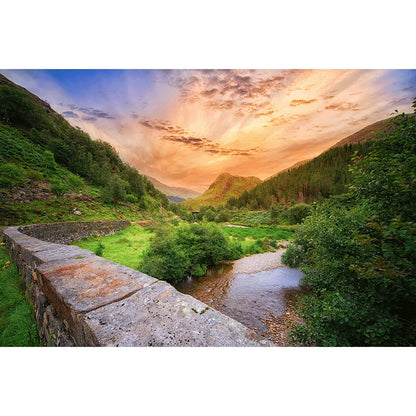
[173,250,304,336]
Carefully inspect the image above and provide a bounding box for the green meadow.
[74,223,153,270]
[74,223,293,271]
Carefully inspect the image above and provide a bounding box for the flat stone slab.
[84,280,273,347]
[37,256,157,313]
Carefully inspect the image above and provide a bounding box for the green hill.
[227,114,415,209]
[181,173,261,209]
[0,73,169,226]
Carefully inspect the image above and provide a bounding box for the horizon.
[1,69,415,193]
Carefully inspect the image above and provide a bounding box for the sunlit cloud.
[2,69,415,193]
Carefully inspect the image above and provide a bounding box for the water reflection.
[173,262,304,334]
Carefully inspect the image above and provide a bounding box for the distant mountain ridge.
[181,172,261,209]
[146,176,200,201]
[330,116,400,148]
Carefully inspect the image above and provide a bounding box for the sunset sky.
[2,69,415,192]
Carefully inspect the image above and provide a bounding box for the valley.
[1,70,415,347]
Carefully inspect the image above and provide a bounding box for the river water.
[173,260,304,335]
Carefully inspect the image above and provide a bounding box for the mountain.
[331,116,399,148]
[265,159,312,180]
[181,172,261,209]
[228,114,415,209]
[145,175,200,202]
[0,73,169,226]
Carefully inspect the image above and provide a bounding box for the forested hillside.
[0,74,169,225]
[227,115,414,210]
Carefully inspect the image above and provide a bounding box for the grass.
[221,226,293,241]
[74,223,153,269]
[74,222,294,272]
[0,197,156,227]
[221,226,293,256]
[0,239,42,346]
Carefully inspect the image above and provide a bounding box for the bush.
[42,150,57,170]
[66,173,84,190]
[140,223,231,282]
[95,242,105,256]
[287,203,313,224]
[125,193,138,203]
[51,180,70,196]
[0,163,26,187]
[25,168,44,181]
[284,109,416,346]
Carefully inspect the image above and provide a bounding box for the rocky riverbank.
[231,244,306,346]
[232,242,288,274]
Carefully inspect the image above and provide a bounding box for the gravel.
[232,244,289,274]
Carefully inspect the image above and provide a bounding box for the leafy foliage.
[228,141,375,209]
[283,108,416,346]
[0,74,168,208]
[140,223,236,282]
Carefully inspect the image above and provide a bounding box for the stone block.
[83,280,273,347]
[37,256,157,344]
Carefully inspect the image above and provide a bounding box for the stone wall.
[1,223,272,347]
[18,220,131,244]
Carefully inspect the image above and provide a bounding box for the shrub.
[125,193,138,203]
[284,109,416,346]
[0,163,26,187]
[25,168,44,181]
[51,180,70,196]
[286,203,313,224]
[95,242,105,256]
[140,223,231,282]
[42,150,57,170]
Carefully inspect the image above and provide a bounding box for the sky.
[1,69,415,193]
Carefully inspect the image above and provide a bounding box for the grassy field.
[221,226,293,255]
[75,223,294,271]
[0,239,41,346]
[221,226,293,241]
[74,223,153,269]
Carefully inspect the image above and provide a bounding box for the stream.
[173,252,304,335]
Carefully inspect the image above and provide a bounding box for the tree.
[283,108,416,346]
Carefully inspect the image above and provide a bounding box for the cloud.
[325,102,360,111]
[68,104,114,119]
[61,110,78,118]
[139,117,263,157]
[82,116,97,121]
[290,99,317,106]
[160,69,291,118]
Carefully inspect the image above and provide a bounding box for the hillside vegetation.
[181,172,261,209]
[227,114,414,210]
[283,108,416,346]
[0,74,170,225]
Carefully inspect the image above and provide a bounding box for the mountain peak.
[182,173,261,209]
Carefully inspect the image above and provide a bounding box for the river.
[173,250,304,336]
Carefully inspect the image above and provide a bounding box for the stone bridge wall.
[18,220,131,244]
[1,222,271,347]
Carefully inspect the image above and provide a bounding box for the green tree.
[283,108,416,346]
